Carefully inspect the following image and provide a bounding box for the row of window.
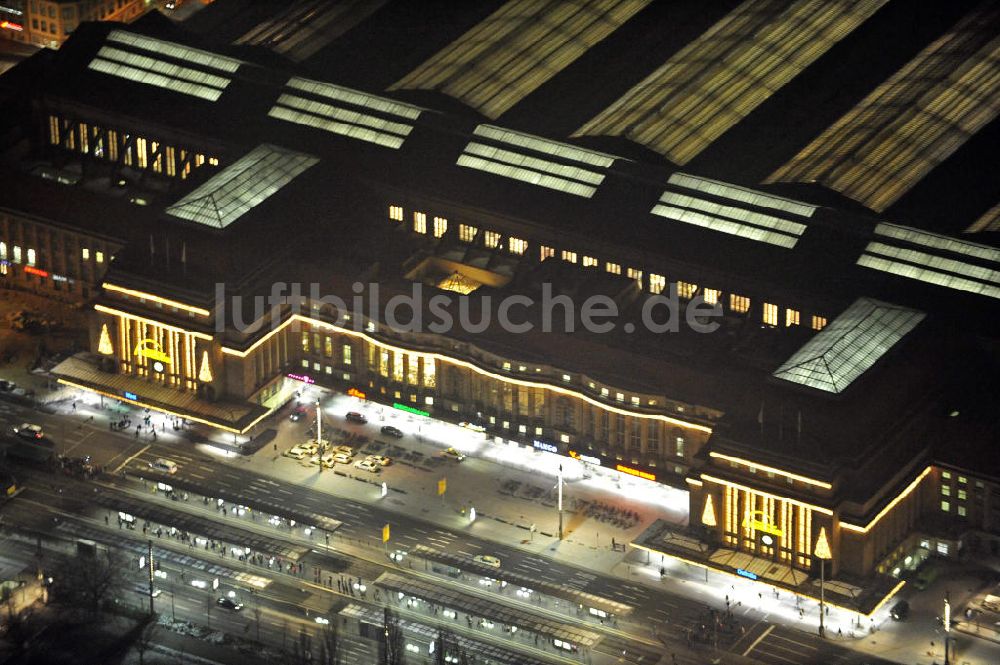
[0,242,105,267]
[301,332,353,365]
[390,205,828,330]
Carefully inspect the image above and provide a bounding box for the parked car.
[285,446,312,460]
[149,458,178,474]
[890,600,909,621]
[216,597,243,611]
[289,406,308,422]
[354,459,381,473]
[332,452,352,465]
[442,447,466,462]
[345,411,367,424]
[473,554,501,568]
[299,441,320,455]
[0,380,14,391]
[13,423,43,440]
[333,445,355,456]
[367,455,392,466]
[315,453,335,468]
[380,425,403,438]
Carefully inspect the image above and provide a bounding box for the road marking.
[113,445,151,474]
[742,624,775,656]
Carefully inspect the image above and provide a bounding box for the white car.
[354,459,381,473]
[333,452,353,465]
[285,446,311,460]
[473,554,501,568]
[367,455,392,466]
[13,423,43,440]
[149,458,178,474]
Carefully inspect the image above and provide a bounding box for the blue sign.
[123,391,138,401]
[533,439,558,454]
[736,568,758,581]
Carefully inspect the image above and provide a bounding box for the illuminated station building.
[0,2,998,616]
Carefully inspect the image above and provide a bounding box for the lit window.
[518,424,526,434]
[484,230,500,248]
[508,237,527,255]
[763,302,779,326]
[703,288,720,305]
[941,485,950,496]
[560,434,569,443]
[627,267,642,284]
[676,437,685,457]
[600,387,609,397]
[630,396,639,405]
[433,216,448,238]
[561,250,577,264]
[941,500,950,512]
[786,309,800,327]
[208,157,219,166]
[342,344,352,365]
[937,542,949,555]
[95,251,104,263]
[502,361,511,370]
[535,427,543,435]
[811,315,827,330]
[413,212,427,234]
[136,137,147,168]
[958,489,966,501]
[301,359,309,368]
[615,392,624,402]
[389,205,403,221]
[540,245,554,261]
[301,331,310,352]
[582,256,598,268]
[424,396,434,406]
[958,506,967,517]
[561,374,570,382]
[605,262,621,275]
[324,336,333,358]
[459,224,478,242]
[12,246,21,264]
[518,365,526,372]
[26,249,35,266]
[958,476,967,484]
[422,357,436,387]
[0,242,5,259]
[677,281,697,299]
[730,294,750,313]
[942,471,951,480]
[649,274,666,294]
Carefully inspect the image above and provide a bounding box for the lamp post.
[943,592,951,665]
[814,527,832,638]
[557,464,564,540]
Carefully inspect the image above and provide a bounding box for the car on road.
[441,447,466,462]
[459,421,486,433]
[332,452,352,465]
[345,411,367,424]
[367,455,392,466]
[216,597,244,611]
[285,445,312,460]
[13,423,43,440]
[289,406,308,422]
[890,599,909,621]
[380,425,403,438]
[473,554,501,568]
[149,458,178,474]
[354,459,381,473]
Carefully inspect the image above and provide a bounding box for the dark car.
[216,597,243,611]
[890,599,909,621]
[345,411,367,424]
[289,406,308,422]
[380,425,403,438]
[0,380,14,391]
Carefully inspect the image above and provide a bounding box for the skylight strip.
[96,46,231,90]
[474,125,616,169]
[463,142,605,185]
[288,77,421,120]
[651,204,799,248]
[457,155,597,198]
[107,29,242,73]
[874,223,1000,264]
[857,255,1000,300]
[668,172,817,218]
[276,94,413,138]
[659,192,807,236]
[268,106,405,150]
[965,202,1000,234]
[88,58,222,101]
[865,242,1000,285]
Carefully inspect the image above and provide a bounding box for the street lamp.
[814,527,832,638]
[557,464,564,540]
[943,592,951,665]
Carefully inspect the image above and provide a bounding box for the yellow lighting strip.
[102,283,211,317]
[56,378,272,435]
[95,304,213,340]
[701,474,832,515]
[685,477,703,487]
[224,314,713,433]
[840,466,932,534]
[709,452,832,489]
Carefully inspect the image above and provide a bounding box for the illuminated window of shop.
[422,357,436,387]
[0,242,5,259]
[786,309,800,326]
[761,302,777,325]
[301,331,309,352]
[540,245,554,261]
[730,294,750,313]
[12,246,21,264]
[508,237,527,255]
[26,249,35,266]
[389,205,403,221]
[413,212,427,234]
[392,350,404,382]
[703,288,720,305]
[342,344,352,365]
[561,250,577,264]
[676,436,685,457]
[425,396,434,406]
[677,281,697,299]
[941,500,950,512]
[379,350,389,377]
[605,262,621,275]
[433,216,448,238]
[406,355,418,385]
[649,274,666,294]
[96,251,104,263]
[459,224,478,242]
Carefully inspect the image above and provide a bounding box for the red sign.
[23,266,49,278]
[616,464,656,482]
[286,373,314,384]
[347,388,366,399]
[0,21,24,32]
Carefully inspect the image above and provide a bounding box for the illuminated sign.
[52,274,68,282]
[135,339,172,373]
[569,450,601,466]
[0,20,23,31]
[616,464,656,481]
[347,388,366,399]
[23,266,49,277]
[123,391,138,401]
[736,568,758,580]
[286,373,315,384]
[392,403,429,417]
[742,510,783,537]
[533,439,558,454]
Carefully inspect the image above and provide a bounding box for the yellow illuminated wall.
[106,309,203,390]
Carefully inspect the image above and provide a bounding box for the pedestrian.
[104,514,109,525]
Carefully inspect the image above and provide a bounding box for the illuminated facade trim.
[102,283,211,316]
[840,466,932,533]
[709,452,832,489]
[700,473,833,515]
[94,304,212,339]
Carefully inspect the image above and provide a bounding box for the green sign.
[392,402,429,417]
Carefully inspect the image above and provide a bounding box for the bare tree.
[131,616,158,665]
[318,619,340,665]
[383,607,405,665]
[48,547,128,616]
[435,628,470,665]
